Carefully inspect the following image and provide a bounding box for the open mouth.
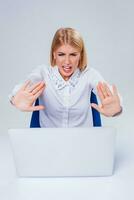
[62,66,72,73]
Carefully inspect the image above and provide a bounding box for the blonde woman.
[10,27,122,127]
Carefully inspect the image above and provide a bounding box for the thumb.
[29,105,45,111]
[91,103,101,113]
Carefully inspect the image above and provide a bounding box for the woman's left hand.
[91,82,122,117]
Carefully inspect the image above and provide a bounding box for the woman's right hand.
[11,80,46,112]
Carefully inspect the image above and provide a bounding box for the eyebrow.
[57,52,79,54]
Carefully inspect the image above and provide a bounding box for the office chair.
[30,91,102,127]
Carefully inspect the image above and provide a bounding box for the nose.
[64,56,70,65]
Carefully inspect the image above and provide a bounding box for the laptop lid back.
[8,127,116,177]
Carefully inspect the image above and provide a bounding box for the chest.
[40,76,92,109]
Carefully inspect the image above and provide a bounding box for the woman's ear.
[53,52,56,59]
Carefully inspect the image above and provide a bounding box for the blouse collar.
[49,66,81,90]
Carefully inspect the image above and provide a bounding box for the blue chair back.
[90,91,101,126]
[30,91,101,128]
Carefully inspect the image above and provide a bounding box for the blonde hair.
[50,27,87,71]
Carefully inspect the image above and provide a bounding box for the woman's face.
[53,44,81,81]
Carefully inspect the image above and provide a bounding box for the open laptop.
[8,127,116,177]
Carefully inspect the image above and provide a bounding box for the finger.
[112,85,118,95]
[103,82,113,96]
[27,81,45,93]
[34,87,45,99]
[97,82,105,99]
[29,105,45,112]
[96,83,105,101]
[32,83,45,95]
[20,80,31,91]
[91,103,101,113]
[100,82,109,98]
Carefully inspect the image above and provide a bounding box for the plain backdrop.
[0,0,134,134]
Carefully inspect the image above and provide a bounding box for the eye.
[58,53,65,56]
[70,53,77,56]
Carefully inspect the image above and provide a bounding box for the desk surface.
[0,130,134,200]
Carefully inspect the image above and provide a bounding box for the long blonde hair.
[50,27,87,71]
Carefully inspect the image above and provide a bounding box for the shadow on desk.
[114,147,131,175]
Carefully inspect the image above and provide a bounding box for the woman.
[10,27,122,127]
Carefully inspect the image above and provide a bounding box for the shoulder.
[82,66,102,78]
[30,64,51,76]
[33,64,50,73]
[26,64,51,82]
[81,66,105,86]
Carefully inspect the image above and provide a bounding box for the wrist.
[112,106,123,117]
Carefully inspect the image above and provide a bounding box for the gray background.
[0,0,133,134]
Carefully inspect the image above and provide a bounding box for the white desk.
[0,130,134,200]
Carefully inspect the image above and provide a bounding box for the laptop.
[8,127,116,177]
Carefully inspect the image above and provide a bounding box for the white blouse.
[10,65,105,127]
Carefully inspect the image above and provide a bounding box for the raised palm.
[12,80,45,112]
[91,82,121,117]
